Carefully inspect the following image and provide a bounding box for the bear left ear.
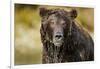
[70,9,77,19]
[39,7,49,17]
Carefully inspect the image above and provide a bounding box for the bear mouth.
[53,40,64,47]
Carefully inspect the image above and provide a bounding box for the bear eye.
[60,20,66,25]
[49,21,55,28]
[50,21,55,24]
[52,22,54,25]
[61,22,66,25]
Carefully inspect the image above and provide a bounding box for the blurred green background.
[14,4,94,65]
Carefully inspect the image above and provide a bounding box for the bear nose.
[55,34,63,39]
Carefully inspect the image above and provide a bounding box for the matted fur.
[39,8,94,63]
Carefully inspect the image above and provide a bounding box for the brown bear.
[39,8,94,63]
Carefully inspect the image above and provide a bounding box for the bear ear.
[39,7,49,17]
[70,9,77,19]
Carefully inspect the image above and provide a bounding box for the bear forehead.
[47,13,70,22]
[48,9,69,17]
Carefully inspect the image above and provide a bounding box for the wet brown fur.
[39,8,94,63]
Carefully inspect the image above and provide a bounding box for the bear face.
[40,8,77,47]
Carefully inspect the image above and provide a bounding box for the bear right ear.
[39,7,49,17]
[70,9,77,19]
